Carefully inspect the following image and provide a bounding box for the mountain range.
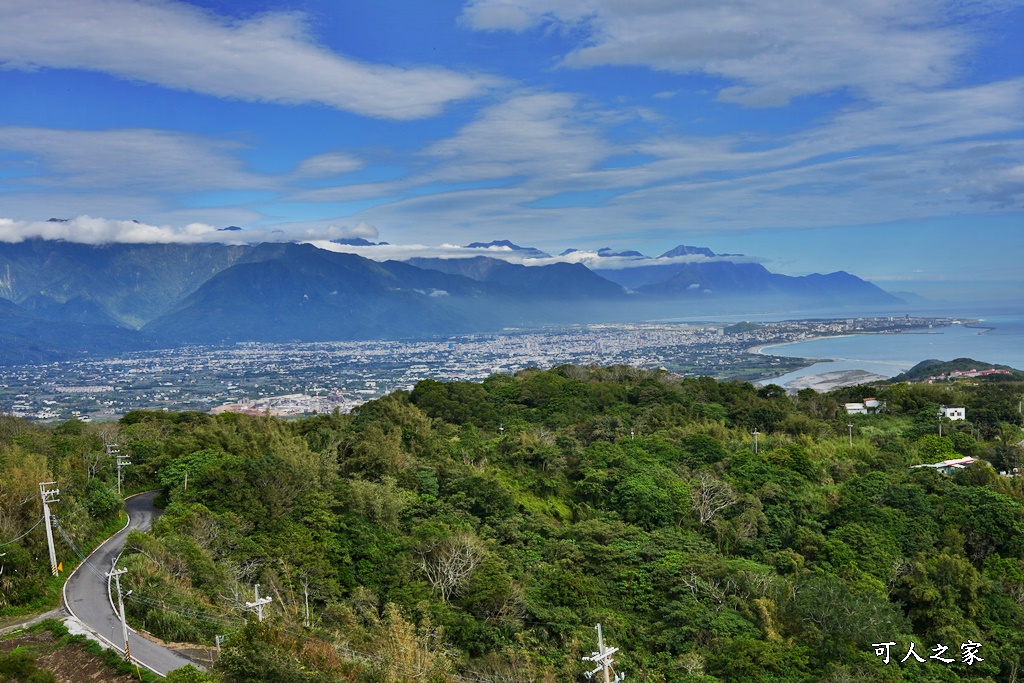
[0,238,903,364]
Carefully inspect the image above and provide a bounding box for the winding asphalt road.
[63,490,195,676]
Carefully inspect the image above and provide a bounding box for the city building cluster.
[924,368,1012,383]
[0,316,958,422]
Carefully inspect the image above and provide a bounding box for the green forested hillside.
[889,357,1024,383]
[3,368,1024,682]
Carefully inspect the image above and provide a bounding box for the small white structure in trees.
[940,405,966,420]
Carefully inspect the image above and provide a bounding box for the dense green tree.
[7,370,1024,682]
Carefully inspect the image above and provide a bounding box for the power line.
[50,512,588,683]
[53,521,244,633]
[0,517,44,546]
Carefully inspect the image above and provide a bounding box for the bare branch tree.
[417,532,484,603]
[690,472,736,526]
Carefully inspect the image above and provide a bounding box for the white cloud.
[348,221,381,240]
[551,249,763,269]
[309,240,509,261]
[4,77,1019,250]
[0,0,492,120]
[293,152,364,178]
[0,216,228,244]
[425,92,613,182]
[329,75,1022,245]
[286,91,620,204]
[460,1,539,30]
[307,239,761,270]
[461,0,1000,105]
[289,181,404,204]
[0,216,376,245]
[0,126,265,192]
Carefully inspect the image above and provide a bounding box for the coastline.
[743,314,1023,390]
[750,332,907,392]
[748,333,862,357]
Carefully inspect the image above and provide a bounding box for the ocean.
[759,305,1024,386]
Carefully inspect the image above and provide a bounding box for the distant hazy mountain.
[405,256,624,299]
[889,290,932,305]
[0,296,150,365]
[0,239,903,362]
[590,245,901,305]
[587,244,735,290]
[143,244,515,344]
[464,240,550,259]
[332,237,380,246]
[559,247,647,259]
[598,247,647,258]
[658,245,718,259]
[635,262,899,305]
[0,239,248,327]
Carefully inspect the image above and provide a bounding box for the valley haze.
[0,236,904,363]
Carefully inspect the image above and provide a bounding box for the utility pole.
[107,566,132,663]
[848,423,854,448]
[752,429,760,455]
[39,482,59,576]
[304,582,310,628]
[106,442,131,496]
[582,623,625,683]
[245,583,272,622]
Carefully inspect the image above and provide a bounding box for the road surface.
[63,490,195,676]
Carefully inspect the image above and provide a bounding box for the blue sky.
[1,0,1023,300]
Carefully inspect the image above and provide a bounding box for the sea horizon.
[750,303,1024,387]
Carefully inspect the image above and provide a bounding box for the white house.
[844,398,885,415]
[940,405,966,421]
[911,456,979,475]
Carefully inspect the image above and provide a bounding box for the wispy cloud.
[292,152,365,179]
[0,126,265,192]
[425,91,612,182]
[461,0,1002,105]
[0,0,493,119]
[322,75,1024,245]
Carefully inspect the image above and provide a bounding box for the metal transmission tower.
[245,583,272,622]
[582,623,625,683]
[39,482,60,576]
[108,566,133,662]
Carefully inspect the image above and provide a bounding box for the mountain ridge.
[0,239,903,363]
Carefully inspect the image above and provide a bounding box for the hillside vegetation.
[2,368,1024,682]
[889,358,1024,383]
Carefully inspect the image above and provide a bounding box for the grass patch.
[32,618,163,683]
